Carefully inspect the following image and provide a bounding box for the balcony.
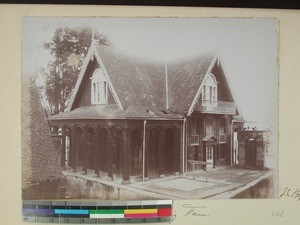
[198,100,236,115]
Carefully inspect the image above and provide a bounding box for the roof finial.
[92,28,95,44]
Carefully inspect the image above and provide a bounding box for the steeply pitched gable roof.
[167,51,217,113]
[94,45,167,110]
[22,77,64,188]
[65,44,239,118]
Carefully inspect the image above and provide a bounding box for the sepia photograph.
[22,17,278,200]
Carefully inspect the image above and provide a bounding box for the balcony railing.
[198,100,236,115]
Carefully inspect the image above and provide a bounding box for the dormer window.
[202,73,218,106]
[91,69,107,105]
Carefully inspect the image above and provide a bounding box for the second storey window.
[202,73,218,106]
[91,69,107,105]
[206,117,213,135]
[219,118,225,134]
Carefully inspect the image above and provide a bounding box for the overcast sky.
[22,17,278,124]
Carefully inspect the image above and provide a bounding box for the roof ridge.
[166,50,217,64]
[94,43,164,65]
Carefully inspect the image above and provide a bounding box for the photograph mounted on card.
[21,17,278,200]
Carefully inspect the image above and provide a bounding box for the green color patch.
[89,209,124,214]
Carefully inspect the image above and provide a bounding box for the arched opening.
[75,127,83,168]
[86,127,95,170]
[148,128,159,177]
[131,129,142,176]
[202,73,218,107]
[165,128,175,174]
[91,68,108,105]
[113,128,123,176]
[99,128,108,172]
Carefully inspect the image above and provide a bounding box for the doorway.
[206,146,214,169]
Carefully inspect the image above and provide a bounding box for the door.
[206,146,214,169]
[246,139,256,167]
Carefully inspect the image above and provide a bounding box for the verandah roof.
[50,105,183,121]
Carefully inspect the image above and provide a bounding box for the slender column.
[107,127,113,180]
[82,127,87,174]
[122,127,132,184]
[159,127,165,177]
[145,127,150,178]
[61,126,66,169]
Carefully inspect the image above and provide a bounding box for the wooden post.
[145,127,150,179]
[142,121,146,182]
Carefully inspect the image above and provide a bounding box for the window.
[202,73,218,106]
[206,117,213,135]
[219,118,225,134]
[91,69,107,105]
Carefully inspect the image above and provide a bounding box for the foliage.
[42,27,112,115]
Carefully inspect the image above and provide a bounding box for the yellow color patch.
[124,209,157,214]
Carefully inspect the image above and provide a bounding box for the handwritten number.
[272,210,283,217]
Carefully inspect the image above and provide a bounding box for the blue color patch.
[54,209,89,215]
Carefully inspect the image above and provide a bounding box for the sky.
[22,17,278,124]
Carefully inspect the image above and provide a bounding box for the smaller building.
[237,130,268,170]
[22,77,66,200]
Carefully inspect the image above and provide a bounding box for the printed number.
[272,210,284,217]
[81,218,85,223]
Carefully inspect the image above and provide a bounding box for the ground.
[64,167,273,199]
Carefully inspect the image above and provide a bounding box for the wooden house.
[48,43,242,184]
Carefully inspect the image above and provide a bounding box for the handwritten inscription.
[182,204,209,217]
[170,204,209,223]
[280,187,300,201]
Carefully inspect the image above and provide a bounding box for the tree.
[42,27,112,115]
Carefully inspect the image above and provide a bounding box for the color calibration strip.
[23,200,172,223]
